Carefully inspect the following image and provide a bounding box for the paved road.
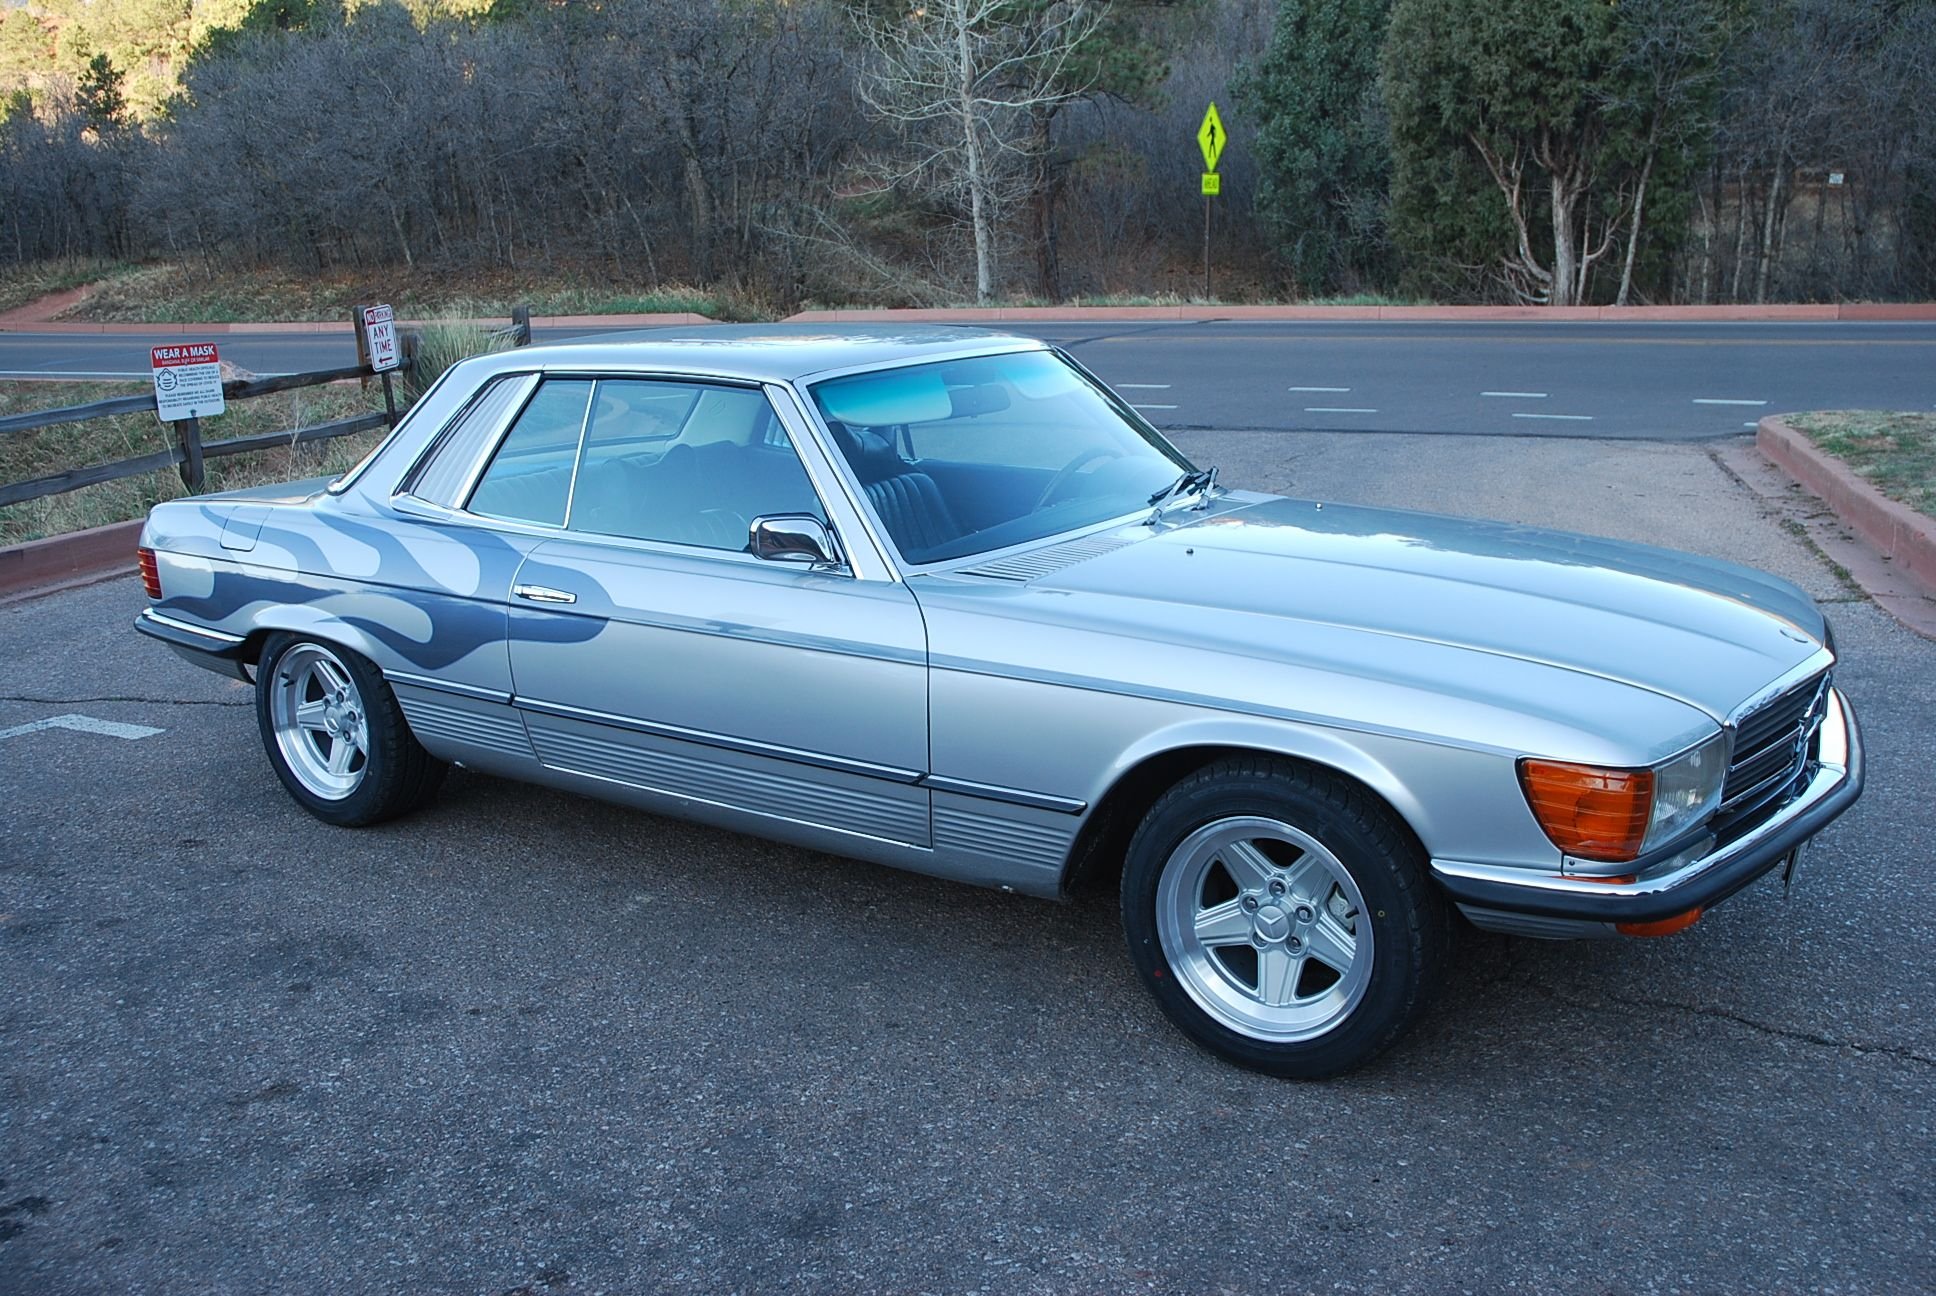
[5,320,1934,439]
[3,432,1931,1294]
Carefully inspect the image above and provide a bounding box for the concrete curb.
[0,311,714,336]
[6,303,1936,334]
[1757,416,1936,594]
[0,518,143,601]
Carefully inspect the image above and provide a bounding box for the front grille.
[1717,671,1829,832]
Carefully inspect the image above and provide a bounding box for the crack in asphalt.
[0,693,248,708]
[1605,992,1936,1069]
[1515,974,1935,1070]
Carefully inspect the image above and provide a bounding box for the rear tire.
[255,633,446,827]
[1121,757,1449,1078]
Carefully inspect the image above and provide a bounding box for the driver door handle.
[513,584,576,605]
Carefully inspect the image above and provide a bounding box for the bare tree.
[855,0,1104,303]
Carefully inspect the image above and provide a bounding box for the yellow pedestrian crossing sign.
[1197,102,1226,172]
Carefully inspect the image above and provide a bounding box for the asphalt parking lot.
[3,430,1932,1295]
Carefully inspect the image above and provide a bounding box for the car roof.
[493,323,1047,385]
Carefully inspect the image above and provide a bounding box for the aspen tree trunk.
[1549,174,1579,307]
[958,13,994,303]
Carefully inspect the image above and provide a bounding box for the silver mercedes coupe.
[134,326,1864,1077]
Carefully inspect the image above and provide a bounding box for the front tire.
[1121,758,1449,1078]
[255,633,446,827]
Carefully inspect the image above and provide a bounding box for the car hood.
[918,494,1827,747]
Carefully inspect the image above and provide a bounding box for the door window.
[566,380,824,552]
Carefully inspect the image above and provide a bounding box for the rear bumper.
[1432,687,1863,926]
[134,608,253,681]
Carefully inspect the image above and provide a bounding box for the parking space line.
[1131,403,1177,410]
[1482,391,1548,398]
[1305,407,1378,413]
[1116,383,1171,389]
[1289,386,1351,392]
[0,714,163,742]
[1694,398,1767,405]
[1511,413,1594,421]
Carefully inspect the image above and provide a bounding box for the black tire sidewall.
[255,633,414,828]
[1121,761,1440,1078]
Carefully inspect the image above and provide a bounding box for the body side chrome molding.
[922,775,1087,815]
[385,671,514,705]
[514,695,927,784]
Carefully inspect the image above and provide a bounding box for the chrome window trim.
[437,373,844,567]
[462,377,594,528]
[557,380,598,529]
[393,371,542,509]
[331,361,473,496]
[768,381,897,583]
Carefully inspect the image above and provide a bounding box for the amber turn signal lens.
[137,547,162,600]
[1518,758,1654,862]
[1617,908,1703,938]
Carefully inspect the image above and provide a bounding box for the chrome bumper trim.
[134,608,247,647]
[1433,687,1862,925]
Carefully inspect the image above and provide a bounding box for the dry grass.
[1,379,389,545]
[1788,410,1936,519]
[46,262,766,324]
[0,258,133,315]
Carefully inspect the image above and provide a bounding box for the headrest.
[825,420,904,483]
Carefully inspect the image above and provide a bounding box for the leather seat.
[826,422,964,559]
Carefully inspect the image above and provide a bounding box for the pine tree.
[1235,0,1394,296]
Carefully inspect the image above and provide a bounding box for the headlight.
[1519,730,1727,863]
[1643,730,1727,850]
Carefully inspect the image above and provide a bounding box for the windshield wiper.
[1145,465,1220,525]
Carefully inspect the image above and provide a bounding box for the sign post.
[1197,102,1227,300]
[151,343,225,489]
[356,303,401,424]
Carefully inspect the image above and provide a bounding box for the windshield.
[807,349,1192,564]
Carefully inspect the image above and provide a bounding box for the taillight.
[137,547,162,600]
[1517,758,1654,862]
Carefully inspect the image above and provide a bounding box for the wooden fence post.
[175,416,205,490]
[512,305,531,347]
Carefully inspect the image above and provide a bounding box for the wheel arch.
[1058,720,1432,901]
[242,610,392,674]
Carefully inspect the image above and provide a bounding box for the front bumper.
[1432,687,1864,926]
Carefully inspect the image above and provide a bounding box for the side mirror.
[749,515,844,570]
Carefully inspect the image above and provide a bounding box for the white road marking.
[1131,403,1177,410]
[1694,398,1767,406]
[0,713,163,742]
[1482,391,1548,398]
[1745,422,1760,428]
[1511,413,1594,421]
[1289,386,1351,392]
[1305,407,1378,414]
[1115,383,1171,389]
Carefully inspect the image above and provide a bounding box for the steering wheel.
[1035,447,1124,510]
